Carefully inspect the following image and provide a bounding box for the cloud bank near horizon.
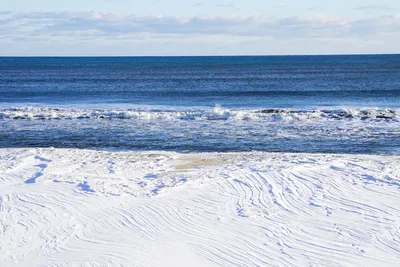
[0,11,399,55]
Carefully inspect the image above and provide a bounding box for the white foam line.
[0,106,399,121]
[0,148,399,266]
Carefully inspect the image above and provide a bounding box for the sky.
[0,0,399,55]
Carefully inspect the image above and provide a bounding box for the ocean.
[0,55,399,154]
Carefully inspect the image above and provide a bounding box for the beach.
[1,148,399,266]
[1,0,400,263]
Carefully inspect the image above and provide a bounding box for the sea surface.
[0,55,399,155]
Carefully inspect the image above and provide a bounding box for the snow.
[0,148,399,266]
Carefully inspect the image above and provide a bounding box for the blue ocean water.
[0,55,399,154]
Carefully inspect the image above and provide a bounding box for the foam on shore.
[0,148,399,266]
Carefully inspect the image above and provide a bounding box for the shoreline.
[2,146,399,157]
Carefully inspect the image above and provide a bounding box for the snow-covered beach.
[1,148,399,266]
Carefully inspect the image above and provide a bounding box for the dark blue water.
[1,55,399,154]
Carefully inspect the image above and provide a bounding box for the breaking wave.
[0,106,399,122]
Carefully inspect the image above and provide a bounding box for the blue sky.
[0,0,399,55]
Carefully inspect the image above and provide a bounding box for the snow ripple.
[0,148,399,266]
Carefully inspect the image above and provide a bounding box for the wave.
[0,106,399,122]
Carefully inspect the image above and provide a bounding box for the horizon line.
[0,53,399,58]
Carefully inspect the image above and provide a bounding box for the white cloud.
[193,1,205,7]
[1,11,399,55]
[0,10,12,15]
[354,5,392,11]
[216,3,236,8]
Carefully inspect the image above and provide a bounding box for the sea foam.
[0,106,399,122]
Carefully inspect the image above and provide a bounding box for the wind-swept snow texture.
[0,148,399,267]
